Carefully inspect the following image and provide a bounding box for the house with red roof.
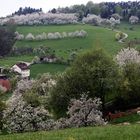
[11,62,30,79]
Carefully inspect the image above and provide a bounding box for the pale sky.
[0,0,133,17]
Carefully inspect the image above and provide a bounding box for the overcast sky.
[0,0,133,17]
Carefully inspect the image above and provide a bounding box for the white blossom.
[25,33,35,41]
[129,16,139,24]
[82,14,102,26]
[0,13,78,25]
[55,95,106,129]
[115,47,140,66]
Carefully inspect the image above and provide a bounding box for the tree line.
[12,7,42,16]
[50,1,140,21]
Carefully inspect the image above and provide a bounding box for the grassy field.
[0,24,123,77]
[118,22,140,40]
[0,125,140,140]
[30,63,68,78]
[16,24,123,58]
[1,23,140,77]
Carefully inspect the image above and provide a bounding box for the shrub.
[15,32,24,40]
[31,56,40,64]
[111,13,122,20]
[25,33,35,41]
[101,19,111,27]
[115,32,125,41]
[110,17,120,27]
[68,51,77,64]
[41,32,47,40]
[35,34,43,40]
[54,32,62,39]
[47,33,55,40]
[62,32,67,38]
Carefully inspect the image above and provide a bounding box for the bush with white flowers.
[25,33,35,41]
[54,32,62,39]
[82,14,102,26]
[115,47,140,66]
[100,19,111,26]
[82,14,120,27]
[15,32,24,40]
[47,33,56,40]
[110,17,120,27]
[129,16,139,24]
[16,30,88,41]
[62,32,67,38]
[55,95,106,129]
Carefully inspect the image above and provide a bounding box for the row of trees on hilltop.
[12,7,42,16]
[51,1,140,21]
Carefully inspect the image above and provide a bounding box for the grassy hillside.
[1,23,140,77]
[0,125,140,140]
[16,24,123,58]
[0,24,123,77]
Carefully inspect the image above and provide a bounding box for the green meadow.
[0,125,140,140]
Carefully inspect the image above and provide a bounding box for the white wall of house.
[21,70,30,78]
[11,65,22,73]
[11,65,30,78]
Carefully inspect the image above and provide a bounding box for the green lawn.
[30,63,68,78]
[1,125,140,140]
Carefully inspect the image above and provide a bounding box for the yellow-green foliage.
[115,32,124,41]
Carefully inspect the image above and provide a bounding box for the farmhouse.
[11,62,30,78]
